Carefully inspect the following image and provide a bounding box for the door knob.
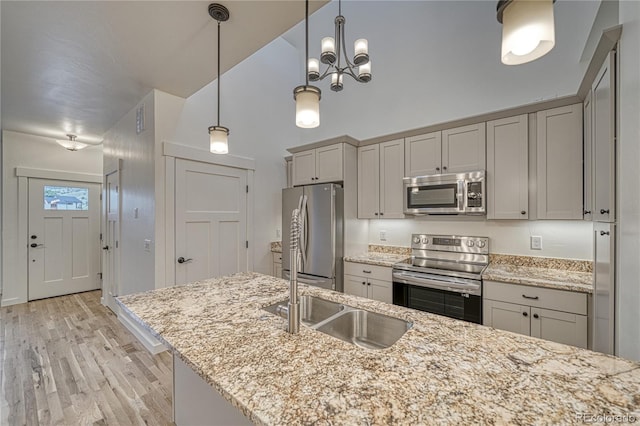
[584,210,591,215]
[30,243,43,248]
[600,209,610,214]
[177,257,193,264]
[600,231,610,236]
[103,245,110,250]
[31,235,38,240]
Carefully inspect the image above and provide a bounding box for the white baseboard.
[1,297,25,307]
[118,309,167,355]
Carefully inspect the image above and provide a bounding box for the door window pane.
[44,186,89,210]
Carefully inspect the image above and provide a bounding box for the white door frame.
[102,158,123,309]
[15,167,103,302]
[162,142,255,287]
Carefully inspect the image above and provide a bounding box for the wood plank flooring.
[0,291,173,425]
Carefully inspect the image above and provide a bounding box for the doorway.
[27,178,101,300]
[102,170,120,312]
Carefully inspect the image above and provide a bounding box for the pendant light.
[497,0,556,65]
[56,134,88,151]
[208,3,230,154]
[294,0,321,128]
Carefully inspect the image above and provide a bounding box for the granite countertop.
[118,272,639,425]
[483,254,593,294]
[343,252,409,267]
[270,241,282,253]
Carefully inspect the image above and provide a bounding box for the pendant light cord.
[217,20,221,126]
[305,0,309,86]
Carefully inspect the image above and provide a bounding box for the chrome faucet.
[287,195,307,334]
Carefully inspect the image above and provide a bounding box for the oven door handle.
[392,271,481,296]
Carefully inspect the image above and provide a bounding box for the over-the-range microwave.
[403,170,486,215]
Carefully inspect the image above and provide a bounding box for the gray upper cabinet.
[442,123,486,173]
[536,103,583,219]
[404,131,442,176]
[358,139,404,219]
[404,124,485,177]
[592,52,616,223]
[292,143,344,186]
[487,115,528,219]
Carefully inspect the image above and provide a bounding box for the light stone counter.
[343,252,409,267]
[118,272,639,425]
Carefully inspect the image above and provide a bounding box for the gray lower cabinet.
[344,262,393,304]
[272,252,282,278]
[483,280,588,348]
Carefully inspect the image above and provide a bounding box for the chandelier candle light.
[294,0,321,128]
[208,3,230,154]
[497,0,556,65]
[56,134,88,151]
[308,0,371,91]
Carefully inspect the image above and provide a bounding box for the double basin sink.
[263,295,413,350]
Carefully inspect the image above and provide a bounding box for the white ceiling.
[1,0,327,143]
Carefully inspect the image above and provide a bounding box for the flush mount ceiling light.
[498,0,556,65]
[294,0,321,129]
[56,134,88,151]
[208,3,230,154]
[307,0,371,91]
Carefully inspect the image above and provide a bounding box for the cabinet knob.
[443,166,447,171]
[380,212,384,216]
[533,313,539,319]
[522,312,528,317]
[520,211,526,215]
[362,281,366,285]
[374,212,378,216]
[600,209,610,215]
[367,282,371,286]
[584,210,591,215]
[436,167,440,171]
[600,231,610,236]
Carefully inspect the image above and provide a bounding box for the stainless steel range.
[392,234,489,324]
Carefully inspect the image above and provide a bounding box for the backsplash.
[489,254,593,273]
[368,244,411,256]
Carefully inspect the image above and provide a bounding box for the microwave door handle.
[457,181,464,212]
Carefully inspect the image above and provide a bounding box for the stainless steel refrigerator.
[282,183,343,292]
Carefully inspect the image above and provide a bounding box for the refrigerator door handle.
[300,197,308,267]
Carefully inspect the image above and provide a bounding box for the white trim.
[164,156,176,288]
[104,158,123,177]
[118,307,167,355]
[16,167,102,183]
[247,170,255,272]
[16,177,29,305]
[163,142,256,170]
[0,297,22,306]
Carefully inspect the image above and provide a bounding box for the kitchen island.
[117,273,640,425]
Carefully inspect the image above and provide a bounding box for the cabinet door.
[530,308,587,349]
[536,104,583,219]
[292,150,316,186]
[357,145,380,219]
[274,262,282,278]
[367,278,393,304]
[593,222,615,355]
[285,158,293,189]
[316,144,343,183]
[592,52,616,223]
[379,139,405,219]
[405,132,442,176]
[344,274,367,298]
[483,300,531,336]
[487,115,528,219]
[583,91,594,221]
[442,123,486,173]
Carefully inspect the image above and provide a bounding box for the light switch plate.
[144,239,152,252]
[379,230,387,241]
[530,236,542,250]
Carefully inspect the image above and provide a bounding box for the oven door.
[403,180,463,215]
[392,271,482,324]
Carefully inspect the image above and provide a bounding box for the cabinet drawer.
[484,280,587,315]
[344,262,392,281]
[272,252,282,264]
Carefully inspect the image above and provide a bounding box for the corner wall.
[103,91,157,296]
[1,131,103,306]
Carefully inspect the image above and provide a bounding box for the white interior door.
[28,178,101,300]
[175,159,248,285]
[103,171,121,312]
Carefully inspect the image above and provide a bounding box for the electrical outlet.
[379,230,387,241]
[134,207,139,219]
[530,236,542,250]
[144,239,152,252]
[276,228,281,239]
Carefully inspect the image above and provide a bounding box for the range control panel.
[411,234,489,255]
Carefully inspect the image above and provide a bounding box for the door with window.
[28,179,101,300]
[174,159,248,285]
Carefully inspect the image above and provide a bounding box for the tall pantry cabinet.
[586,51,617,355]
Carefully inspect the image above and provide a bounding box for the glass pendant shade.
[500,0,555,65]
[294,86,321,129]
[57,135,88,151]
[209,126,229,154]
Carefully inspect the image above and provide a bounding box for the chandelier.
[308,0,371,92]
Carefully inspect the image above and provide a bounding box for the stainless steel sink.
[316,309,413,350]
[263,295,413,349]
[262,295,344,326]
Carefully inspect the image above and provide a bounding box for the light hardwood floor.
[0,291,173,425]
